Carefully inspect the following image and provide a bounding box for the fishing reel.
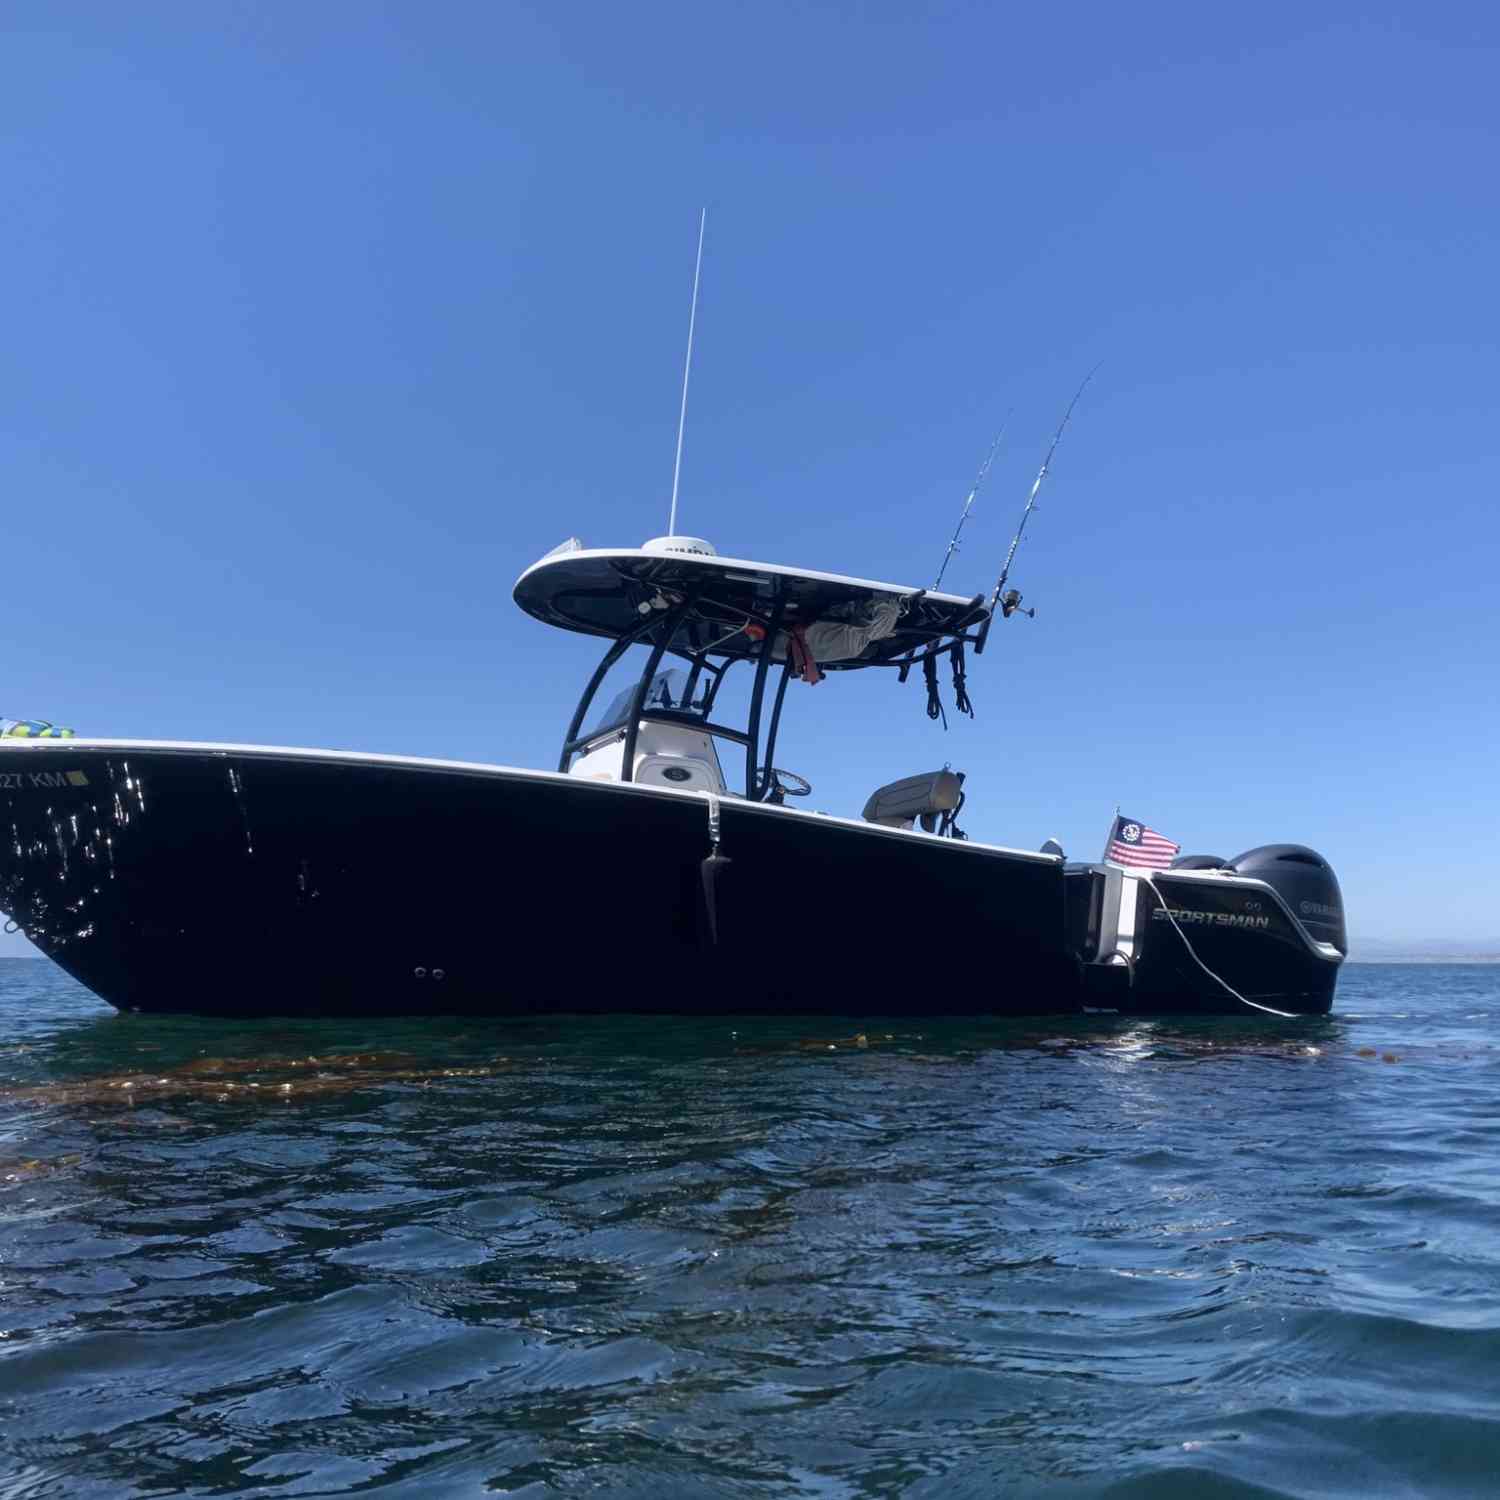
[1000,589,1035,620]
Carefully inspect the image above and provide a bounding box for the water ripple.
[1,961,1498,1496]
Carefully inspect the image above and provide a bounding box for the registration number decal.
[0,770,91,790]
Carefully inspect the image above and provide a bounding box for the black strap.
[939,789,970,842]
[950,644,973,718]
[923,651,945,726]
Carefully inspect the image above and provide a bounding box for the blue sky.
[3,3,1497,956]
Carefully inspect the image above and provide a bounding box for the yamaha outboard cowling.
[1228,844,1346,954]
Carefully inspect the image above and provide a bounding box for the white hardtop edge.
[514,547,981,608]
[2,737,1059,866]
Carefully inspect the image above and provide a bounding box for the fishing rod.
[900,420,1010,731]
[933,415,1010,591]
[974,365,1099,654]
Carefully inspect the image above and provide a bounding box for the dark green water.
[2,959,1497,1498]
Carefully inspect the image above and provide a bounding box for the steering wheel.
[767,768,812,803]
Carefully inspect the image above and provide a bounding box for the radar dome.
[641,535,718,557]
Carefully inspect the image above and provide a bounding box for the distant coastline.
[1348,939,1500,965]
[1351,955,1500,965]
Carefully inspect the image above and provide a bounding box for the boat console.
[565,668,731,792]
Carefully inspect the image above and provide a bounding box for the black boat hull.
[0,743,1340,1019]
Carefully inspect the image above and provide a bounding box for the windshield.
[586,668,710,738]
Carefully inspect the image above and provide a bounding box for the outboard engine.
[1227,844,1346,954]
[1170,854,1228,870]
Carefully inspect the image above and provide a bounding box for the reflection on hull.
[1,745,1339,1019]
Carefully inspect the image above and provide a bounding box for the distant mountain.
[1348,936,1500,963]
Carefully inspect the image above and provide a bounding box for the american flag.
[1104,813,1180,869]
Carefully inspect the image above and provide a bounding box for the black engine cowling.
[1227,844,1346,954]
[1170,854,1228,870]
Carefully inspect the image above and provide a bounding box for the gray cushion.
[862,769,963,828]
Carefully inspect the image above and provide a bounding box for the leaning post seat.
[862,769,964,831]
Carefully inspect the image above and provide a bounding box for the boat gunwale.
[0,737,1062,866]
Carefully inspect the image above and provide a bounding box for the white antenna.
[667,207,707,537]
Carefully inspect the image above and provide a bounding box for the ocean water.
[1,960,1497,1499]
